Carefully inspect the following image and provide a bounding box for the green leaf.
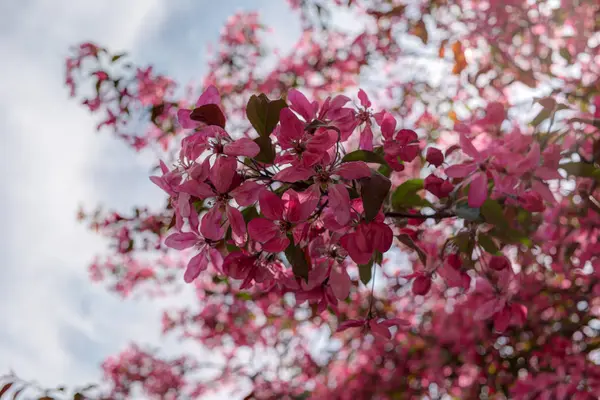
[453,232,475,258]
[391,179,424,210]
[530,107,552,127]
[285,240,309,280]
[559,47,571,62]
[246,94,287,137]
[360,171,391,221]
[397,234,427,265]
[490,227,532,248]
[358,260,373,285]
[480,199,509,230]
[342,150,387,164]
[455,203,481,221]
[111,52,126,62]
[478,233,499,254]
[253,136,276,164]
[560,162,600,179]
[241,206,259,223]
[236,292,253,300]
[378,163,392,178]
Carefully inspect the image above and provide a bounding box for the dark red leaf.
[189,104,226,128]
[0,382,13,397]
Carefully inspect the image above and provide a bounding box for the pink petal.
[445,162,478,178]
[273,166,314,182]
[159,160,169,174]
[226,204,246,240]
[278,108,305,148]
[359,124,374,151]
[259,191,285,221]
[473,297,504,321]
[263,234,290,253]
[230,181,263,206]
[493,306,512,332]
[340,233,372,265]
[468,171,488,208]
[369,320,392,339]
[178,193,191,217]
[210,156,237,193]
[535,166,561,180]
[285,184,320,223]
[459,132,482,161]
[328,94,351,110]
[306,129,338,152]
[371,222,393,253]
[178,180,214,199]
[177,109,198,129]
[329,266,351,300]
[164,232,198,250]
[248,218,279,242]
[532,180,556,203]
[224,138,260,157]
[287,89,317,121]
[150,176,173,196]
[380,112,397,140]
[379,318,411,327]
[200,207,225,240]
[328,183,351,226]
[336,319,366,332]
[336,161,372,180]
[184,252,209,283]
[357,89,371,108]
[195,85,221,107]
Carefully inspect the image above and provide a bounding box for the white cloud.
[0,0,300,396]
[0,0,170,389]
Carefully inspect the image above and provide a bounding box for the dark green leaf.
[453,232,473,254]
[559,47,571,62]
[236,292,253,300]
[478,233,499,254]
[378,163,392,178]
[480,199,509,230]
[111,53,126,62]
[391,179,424,210]
[490,227,532,247]
[397,234,427,265]
[285,241,309,280]
[360,171,391,221]
[253,136,276,164]
[530,107,551,127]
[189,104,226,128]
[246,94,287,137]
[342,150,387,164]
[358,260,373,285]
[241,206,259,223]
[560,162,600,179]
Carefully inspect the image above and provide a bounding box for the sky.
[0,0,301,394]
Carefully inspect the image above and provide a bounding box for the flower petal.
[184,252,209,283]
[273,166,314,183]
[164,232,198,250]
[230,180,263,206]
[335,161,372,180]
[248,218,279,242]
[259,191,285,221]
[224,138,260,157]
[468,171,488,208]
